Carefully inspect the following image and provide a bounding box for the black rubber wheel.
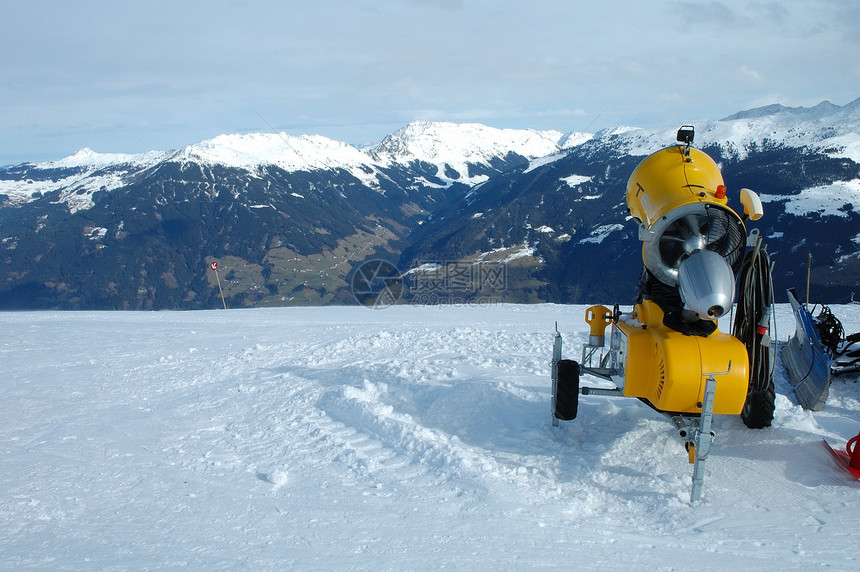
[554,359,580,421]
[741,381,775,429]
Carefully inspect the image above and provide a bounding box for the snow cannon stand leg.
[673,368,728,503]
[823,430,860,480]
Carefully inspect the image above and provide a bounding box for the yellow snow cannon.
[550,125,775,503]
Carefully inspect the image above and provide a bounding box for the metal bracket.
[581,386,623,397]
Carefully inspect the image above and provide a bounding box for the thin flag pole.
[210,260,227,310]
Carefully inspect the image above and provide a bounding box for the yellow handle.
[585,305,613,338]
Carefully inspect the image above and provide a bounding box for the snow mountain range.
[1,100,859,309]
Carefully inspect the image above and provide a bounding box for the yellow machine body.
[626,145,729,226]
[612,300,750,415]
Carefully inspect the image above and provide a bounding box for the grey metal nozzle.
[677,250,735,319]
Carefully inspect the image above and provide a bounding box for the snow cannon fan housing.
[626,136,746,319]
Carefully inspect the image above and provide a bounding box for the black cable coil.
[733,239,776,428]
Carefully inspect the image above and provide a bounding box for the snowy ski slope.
[1,304,858,569]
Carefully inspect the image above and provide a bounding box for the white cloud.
[736,66,765,84]
[0,0,857,164]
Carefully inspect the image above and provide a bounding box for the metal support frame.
[581,343,603,369]
[689,373,717,502]
[580,338,618,385]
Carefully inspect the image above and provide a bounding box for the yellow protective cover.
[626,146,728,227]
[614,300,749,415]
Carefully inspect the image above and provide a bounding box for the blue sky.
[2,0,858,164]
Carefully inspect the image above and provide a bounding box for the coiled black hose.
[732,237,776,428]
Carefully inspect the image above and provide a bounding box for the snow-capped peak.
[603,97,860,162]
[365,120,567,165]
[173,132,378,176]
[558,131,593,149]
[46,147,167,170]
[0,147,168,212]
[363,121,585,187]
[720,100,843,122]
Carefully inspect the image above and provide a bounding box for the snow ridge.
[0,121,592,209]
[3,99,859,213]
[175,133,376,174]
[0,149,167,212]
[364,121,579,186]
[365,121,565,163]
[607,97,860,162]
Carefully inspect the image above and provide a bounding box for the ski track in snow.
[1,304,858,570]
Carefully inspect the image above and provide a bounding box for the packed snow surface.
[2,304,859,570]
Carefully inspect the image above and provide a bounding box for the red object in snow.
[848,432,860,471]
[823,431,860,480]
